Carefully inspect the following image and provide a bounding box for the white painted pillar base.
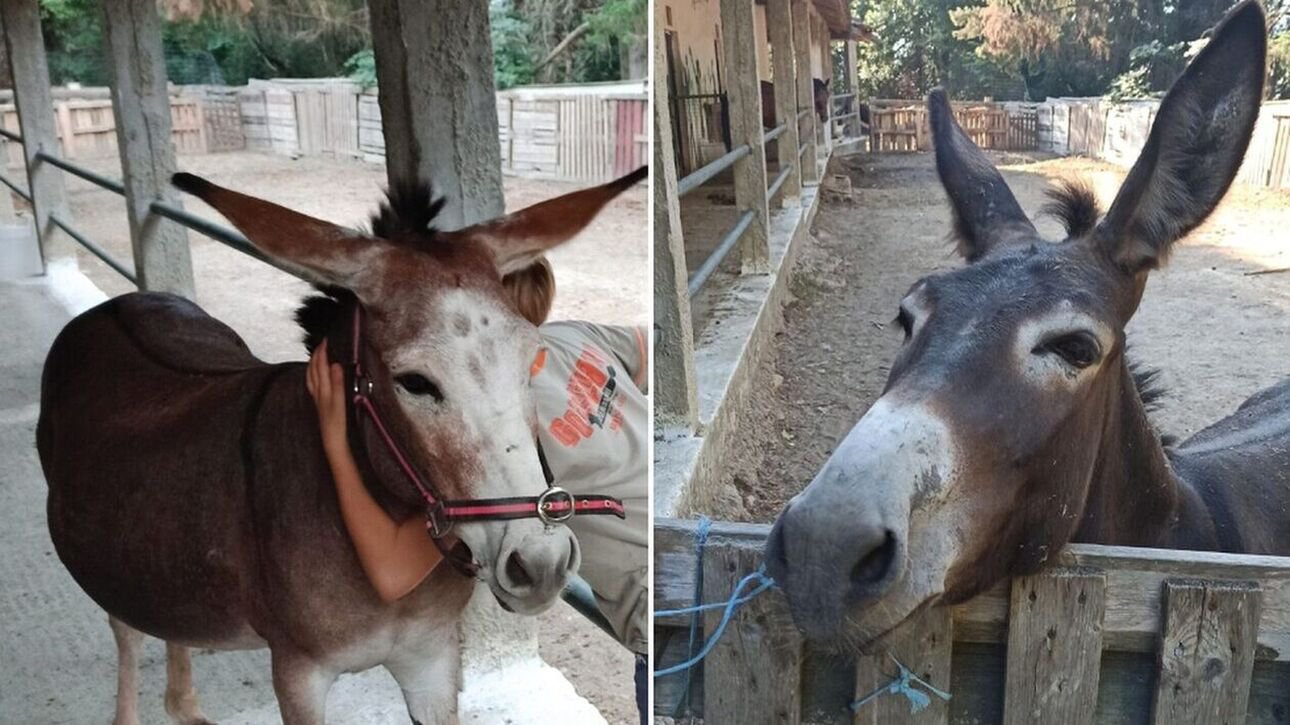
[458,585,606,723]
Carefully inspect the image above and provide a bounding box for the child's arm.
[307,341,443,602]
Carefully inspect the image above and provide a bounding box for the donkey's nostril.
[850,530,897,590]
[506,551,534,589]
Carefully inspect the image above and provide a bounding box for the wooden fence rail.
[868,99,1037,153]
[654,517,1290,725]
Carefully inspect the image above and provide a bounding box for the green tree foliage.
[849,0,1288,102]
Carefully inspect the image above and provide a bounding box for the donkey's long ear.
[173,173,383,288]
[443,166,646,276]
[928,89,1038,262]
[1096,1,1266,272]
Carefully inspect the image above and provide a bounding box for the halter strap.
[345,305,626,557]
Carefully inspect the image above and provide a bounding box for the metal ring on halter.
[426,502,454,539]
[535,486,576,526]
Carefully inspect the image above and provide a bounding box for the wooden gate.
[870,100,1041,153]
[655,518,1290,725]
[291,84,359,159]
[613,98,648,176]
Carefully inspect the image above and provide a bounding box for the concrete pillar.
[0,0,73,265]
[101,0,195,297]
[368,0,504,229]
[793,0,820,185]
[720,0,771,274]
[652,40,700,432]
[767,0,802,206]
[845,40,860,136]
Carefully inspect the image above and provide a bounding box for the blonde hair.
[501,257,555,326]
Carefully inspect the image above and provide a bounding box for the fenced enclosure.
[0,90,227,164]
[0,81,646,184]
[655,518,1290,725]
[869,100,1038,153]
[1037,98,1290,191]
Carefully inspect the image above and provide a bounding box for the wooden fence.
[869,99,1038,153]
[0,92,227,166]
[0,81,646,184]
[1037,98,1290,190]
[655,518,1290,725]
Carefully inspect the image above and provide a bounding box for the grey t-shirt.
[533,321,648,653]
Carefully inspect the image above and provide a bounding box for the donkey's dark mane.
[295,181,451,353]
[369,180,448,248]
[1042,178,1102,238]
[296,286,356,355]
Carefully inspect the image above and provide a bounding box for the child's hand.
[306,340,348,449]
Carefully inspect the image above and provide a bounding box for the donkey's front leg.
[385,627,461,725]
[270,648,337,725]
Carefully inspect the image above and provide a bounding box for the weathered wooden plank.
[792,0,818,182]
[853,607,953,725]
[655,519,1290,662]
[1002,569,1106,725]
[703,532,802,724]
[1151,580,1262,725]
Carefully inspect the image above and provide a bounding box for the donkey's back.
[38,292,273,646]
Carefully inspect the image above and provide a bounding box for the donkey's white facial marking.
[1012,301,1113,388]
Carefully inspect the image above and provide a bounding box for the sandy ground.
[1,151,645,723]
[702,151,1290,523]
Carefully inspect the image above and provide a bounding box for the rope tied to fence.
[655,516,777,679]
[849,653,952,715]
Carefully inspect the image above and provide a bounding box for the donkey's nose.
[495,528,581,606]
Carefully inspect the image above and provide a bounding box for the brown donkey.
[765,1,1290,649]
[37,167,645,724]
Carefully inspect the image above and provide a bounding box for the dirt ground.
[705,150,1290,523]
[50,151,646,722]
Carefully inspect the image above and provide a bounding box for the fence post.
[652,42,699,432]
[1150,580,1261,725]
[854,607,953,725]
[0,0,74,266]
[1001,570,1107,725]
[703,538,802,724]
[767,0,802,207]
[101,0,195,297]
[719,0,771,274]
[367,0,505,229]
[793,0,820,185]
[844,40,860,138]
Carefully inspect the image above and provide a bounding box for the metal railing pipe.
[0,127,23,143]
[49,213,137,284]
[677,144,752,197]
[0,173,33,204]
[687,209,754,297]
[766,165,794,201]
[36,152,125,195]
[796,109,810,122]
[763,123,787,144]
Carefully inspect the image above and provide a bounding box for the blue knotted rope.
[653,565,776,677]
[668,516,711,715]
[849,654,952,715]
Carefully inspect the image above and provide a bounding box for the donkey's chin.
[789,587,942,656]
[486,583,564,616]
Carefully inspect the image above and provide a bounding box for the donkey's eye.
[1038,332,1101,369]
[395,373,445,402]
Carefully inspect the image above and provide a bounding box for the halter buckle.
[535,486,575,526]
[426,502,454,539]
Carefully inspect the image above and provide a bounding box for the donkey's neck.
[1073,362,1218,549]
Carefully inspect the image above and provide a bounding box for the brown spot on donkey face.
[764,1,1267,649]
[173,166,645,614]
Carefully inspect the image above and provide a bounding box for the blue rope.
[653,565,776,677]
[849,654,952,715]
[670,516,712,716]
